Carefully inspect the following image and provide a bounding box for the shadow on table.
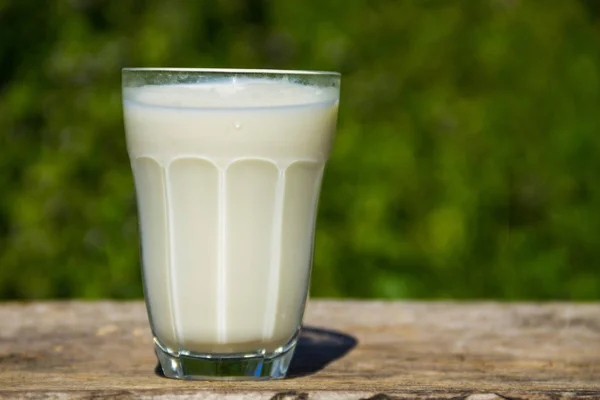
[154,325,357,379]
[287,325,357,378]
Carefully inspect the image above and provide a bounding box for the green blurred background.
[1,0,600,300]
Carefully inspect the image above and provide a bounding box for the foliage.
[1,0,599,299]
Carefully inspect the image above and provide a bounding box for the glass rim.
[122,67,341,77]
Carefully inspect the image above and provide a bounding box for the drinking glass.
[122,68,340,380]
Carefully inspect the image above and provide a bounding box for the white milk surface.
[123,79,339,353]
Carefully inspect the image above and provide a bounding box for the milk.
[123,79,339,354]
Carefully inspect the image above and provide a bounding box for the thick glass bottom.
[154,337,297,380]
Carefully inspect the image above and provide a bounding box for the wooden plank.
[0,301,598,399]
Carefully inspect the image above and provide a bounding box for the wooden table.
[1,301,598,399]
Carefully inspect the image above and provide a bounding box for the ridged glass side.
[133,157,178,350]
[225,160,279,345]
[273,162,324,342]
[133,156,324,354]
[167,158,220,348]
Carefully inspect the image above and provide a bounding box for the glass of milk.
[122,68,340,380]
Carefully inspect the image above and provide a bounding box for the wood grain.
[0,301,598,399]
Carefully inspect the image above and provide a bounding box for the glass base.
[154,338,297,380]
